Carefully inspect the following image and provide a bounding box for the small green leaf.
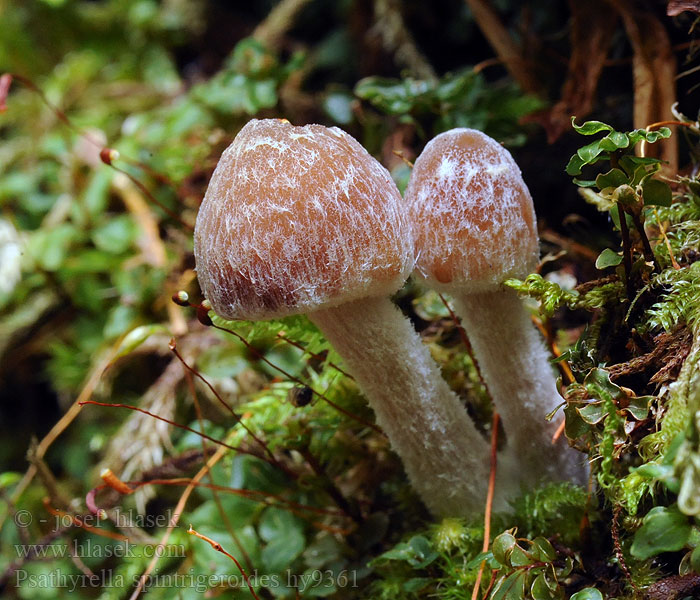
[407,535,439,568]
[595,248,623,269]
[571,118,613,135]
[531,537,556,562]
[630,506,692,559]
[596,168,628,190]
[690,545,700,573]
[492,532,517,566]
[576,140,605,164]
[578,402,607,424]
[259,507,306,572]
[565,153,586,176]
[625,396,652,420]
[642,178,672,207]
[531,573,557,600]
[633,463,674,480]
[570,588,603,600]
[509,544,534,567]
[92,215,138,254]
[491,571,527,600]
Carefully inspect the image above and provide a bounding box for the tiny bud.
[172,290,190,306]
[168,338,177,351]
[100,468,133,495]
[99,147,120,165]
[201,299,212,310]
[196,305,213,326]
[613,184,637,208]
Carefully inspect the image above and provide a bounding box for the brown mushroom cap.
[194,119,413,320]
[405,128,539,291]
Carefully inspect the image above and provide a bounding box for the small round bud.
[99,147,120,165]
[196,305,213,327]
[172,290,190,306]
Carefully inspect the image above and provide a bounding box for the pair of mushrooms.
[194,119,585,517]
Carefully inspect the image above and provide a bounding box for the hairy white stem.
[309,295,492,516]
[454,288,587,487]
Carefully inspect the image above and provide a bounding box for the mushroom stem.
[309,295,492,517]
[453,288,586,485]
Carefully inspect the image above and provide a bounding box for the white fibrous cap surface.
[405,128,539,291]
[194,119,413,320]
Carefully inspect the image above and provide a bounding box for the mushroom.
[194,119,492,516]
[404,128,586,486]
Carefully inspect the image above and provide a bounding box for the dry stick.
[437,293,489,390]
[252,0,313,49]
[188,526,262,600]
[471,412,500,600]
[462,0,540,95]
[78,401,276,465]
[532,316,576,386]
[530,317,574,445]
[211,323,382,434]
[276,332,354,380]
[5,339,122,525]
[41,500,129,542]
[128,444,228,600]
[653,207,681,270]
[184,368,255,573]
[169,338,279,466]
[132,479,345,518]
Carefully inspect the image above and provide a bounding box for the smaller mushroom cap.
[194,119,413,320]
[405,128,539,291]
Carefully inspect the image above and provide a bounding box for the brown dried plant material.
[534,0,618,142]
[667,1,700,16]
[608,328,693,386]
[645,573,700,600]
[609,0,678,172]
[463,0,541,95]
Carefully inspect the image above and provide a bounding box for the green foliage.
[505,274,625,318]
[566,118,672,182]
[193,38,304,116]
[486,531,579,600]
[355,69,542,143]
[630,504,695,560]
[510,483,589,546]
[645,261,700,334]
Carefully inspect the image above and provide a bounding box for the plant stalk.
[309,295,494,517]
[453,289,587,488]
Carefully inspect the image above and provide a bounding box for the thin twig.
[170,338,279,465]
[212,323,382,433]
[471,412,500,600]
[653,207,681,270]
[188,526,262,600]
[277,332,353,379]
[128,444,229,600]
[79,401,274,464]
[185,369,255,572]
[438,293,489,393]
